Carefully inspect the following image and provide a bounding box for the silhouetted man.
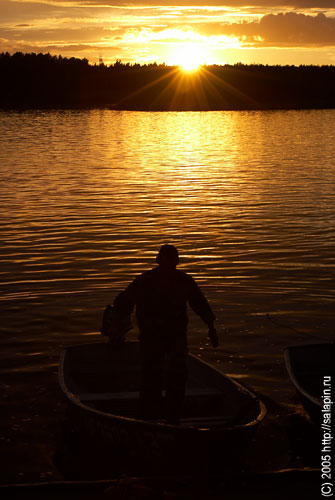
[114,244,218,424]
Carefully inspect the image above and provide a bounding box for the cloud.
[7,0,335,6]
[100,12,335,48]
[216,12,335,46]
[1,0,335,66]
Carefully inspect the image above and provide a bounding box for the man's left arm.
[187,278,219,347]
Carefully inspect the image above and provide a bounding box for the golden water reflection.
[0,109,334,342]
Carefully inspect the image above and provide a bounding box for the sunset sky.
[1,1,335,67]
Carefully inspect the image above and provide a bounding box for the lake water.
[0,109,334,481]
[1,109,334,341]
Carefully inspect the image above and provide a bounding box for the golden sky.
[1,0,335,66]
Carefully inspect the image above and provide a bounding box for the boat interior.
[63,341,260,428]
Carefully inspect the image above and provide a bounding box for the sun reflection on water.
[0,109,334,342]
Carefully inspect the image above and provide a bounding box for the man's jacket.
[114,267,215,333]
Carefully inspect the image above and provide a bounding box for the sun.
[168,44,208,72]
[178,49,201,71]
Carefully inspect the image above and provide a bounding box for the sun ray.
[169,69,209,110]
[112,51,260,111]
[113,66,179,108]
[150,70,186,109]
[201,66,261,108]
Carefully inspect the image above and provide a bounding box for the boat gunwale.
[284,343,334,408]
[59,341,266,433]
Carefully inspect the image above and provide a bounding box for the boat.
[59,341,266,473]
[284,343,335,423]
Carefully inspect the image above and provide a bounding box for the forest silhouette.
[1,52,335,111]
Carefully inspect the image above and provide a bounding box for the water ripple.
[0,109,334,340]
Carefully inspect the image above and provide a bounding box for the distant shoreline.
[2,102,335,112]
[1,52,335,111]
[2,104,335,112]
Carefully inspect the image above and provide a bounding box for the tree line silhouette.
[1,52,335,110]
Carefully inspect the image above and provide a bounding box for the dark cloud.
[0,39,121,55]
[1,1,63,21]
[50,0,335,7]
[219,12,335,46]
[0,26,119,43]
[43,43,110,51]
[5,0,334,6]
[145,12,335,46]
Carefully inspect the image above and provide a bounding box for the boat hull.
[59,341,266,473]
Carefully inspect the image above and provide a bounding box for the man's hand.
[208,325,219,348]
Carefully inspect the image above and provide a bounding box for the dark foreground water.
[0,109,334,485]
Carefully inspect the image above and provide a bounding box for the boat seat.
[180,415,233,427]
[77,387,224,402]
[78,391,139,401]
